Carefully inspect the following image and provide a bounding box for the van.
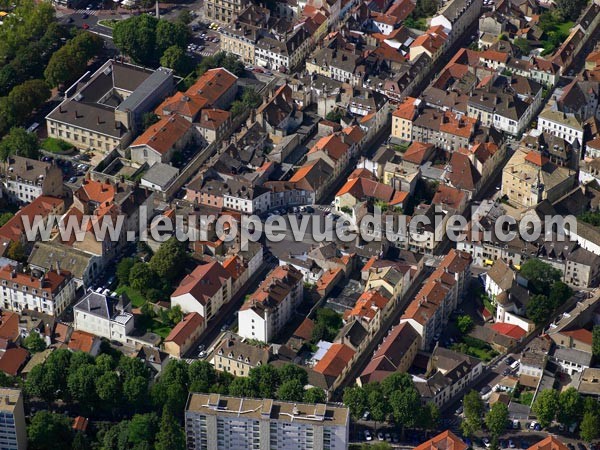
[26,122,39,133]
[510,360,520,370]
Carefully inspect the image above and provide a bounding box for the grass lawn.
[98,19,120,29]
[41,137,74,153]
[115,285,145,308]
[149,320,171,339]
[556,21,574,35]
[515,391,535,406]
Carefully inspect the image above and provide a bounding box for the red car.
[82,23,89,29]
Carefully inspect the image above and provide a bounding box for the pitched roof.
[0,266,71,297]
[527,436,569,450]
[446,152,481,191]
[68,330,97,353]
[392,96,420,120]
[343,290,389,322]
[185,68,237,107]
[165,312,204,346]
[403,141,434,165]
[432,184,466,212]
[0,346,28,376]
[240,265,303,316]
[72,416,89,432]
[309,134,350,161]
[197,109,230,130]
[131,114,192,155]
[172,261,231,305]
[289,159,334,191]
[414,430,467,450]
[313,343,355,377]
[561,328,593,346]
[0,312,19,342]
[293,318,315,341]
[491,323,527,339]
[155,91,208,119]
[524,151,549,167]
[0,196,64,244]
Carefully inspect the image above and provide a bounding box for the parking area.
[186,21,221,57]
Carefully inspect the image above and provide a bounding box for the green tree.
[0,212,13,226]
[23,331,46,353]
[526,294,555,325]
[0,127,39,161]
[6,241,25,263]
[485,402,509,445]
[241,87,262,108]
[178,10,193,24]
[248,364,281,398]
[556,0,587,20]
[461,390,484,437]
[96,371,121,410]
[113,15,159,66]
[389,387,420,437]
[304,387,327,404]
[420,402,440,432]
[71,432,89,450]
[361,444,393,450]
[456,315,474,334]
[155,408,185,450]
[532,389,559,428]
[342,386,368,420]
[381,373,413,398]
[513,38,532,55]
[277,363,308,386]
[127,413,159,446]
[188,360,217,392]
[549,281,572,308]
[142,112,159,131]
[156,19,189,53]
[129,262,156,293]
[67,363,99,411]
[277,379,305,402]
[325,109,343,122]
[160,45,192,75]
[148,237,188,282]
[44,32,103,87]
[593,325,600,356]
[368,387,390,426]
[7,79,50,125]
[228,377,256,397]
[116,257,135,286]
[558,387,582,427]
[580,411,600,442]
[123,375,149,410]
[519,259,561,295]
[28,411,73,450]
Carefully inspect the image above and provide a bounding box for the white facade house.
[0,266,76,317]
[0,388,27,450]
[171,261,232,321]
[238,265,303,343]
[74,291,134,344]
[537,108,585,145]
[223,186,271,214]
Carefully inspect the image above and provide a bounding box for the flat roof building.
[185,393,349,450]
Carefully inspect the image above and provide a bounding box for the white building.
[185,393,349,450]
[2,156,63,204]
[537,107,585,145]
[0,266,76,317]
[0,389,27,450]
[73,291,134,344]
[238,265,303,343]
[171,261,232,320]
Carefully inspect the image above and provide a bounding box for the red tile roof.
[222,255,245,282]
[386,0,415,20]
[131,114,192,155]
[197,108,230,130]
[491,323,527,339]
[165,312,204,346]
[414,431,467,450]
[0,196,64,244]
[561,328,593,346]
[68,330,97,354]
[344,290,389,322]
[432,184,466,211]
[308,134,350,161]
[72,416,89,432]
[525,151,549,167]
[155,91,208,119]
[293,318,315,341]
[0,266,71,296]
[172,261,231,305]
[185,68,237,107]
[403,141,434,165]
[0,346,28,376]
[0,312,19,342]
[527,436,569,450]
[314,343,356,377]
[393,97,420,120]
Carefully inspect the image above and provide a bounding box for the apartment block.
[185,393,349,450]
[0,389,26,450]
[0,266,76,317]
[238,265,303,343]
[1,156,63,204]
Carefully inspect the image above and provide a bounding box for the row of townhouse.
[400,249,472,350]
[219,5,315,71]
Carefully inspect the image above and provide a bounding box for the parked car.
[82,23,89,29]
[364,430,372,441]
[362,411,370,421]
[483,438,491,448]
[509,440,516,448]
[377,432,384,441]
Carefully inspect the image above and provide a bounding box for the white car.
[377,432,384,441]
[483,438,491,448]
[364,430,372,441]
